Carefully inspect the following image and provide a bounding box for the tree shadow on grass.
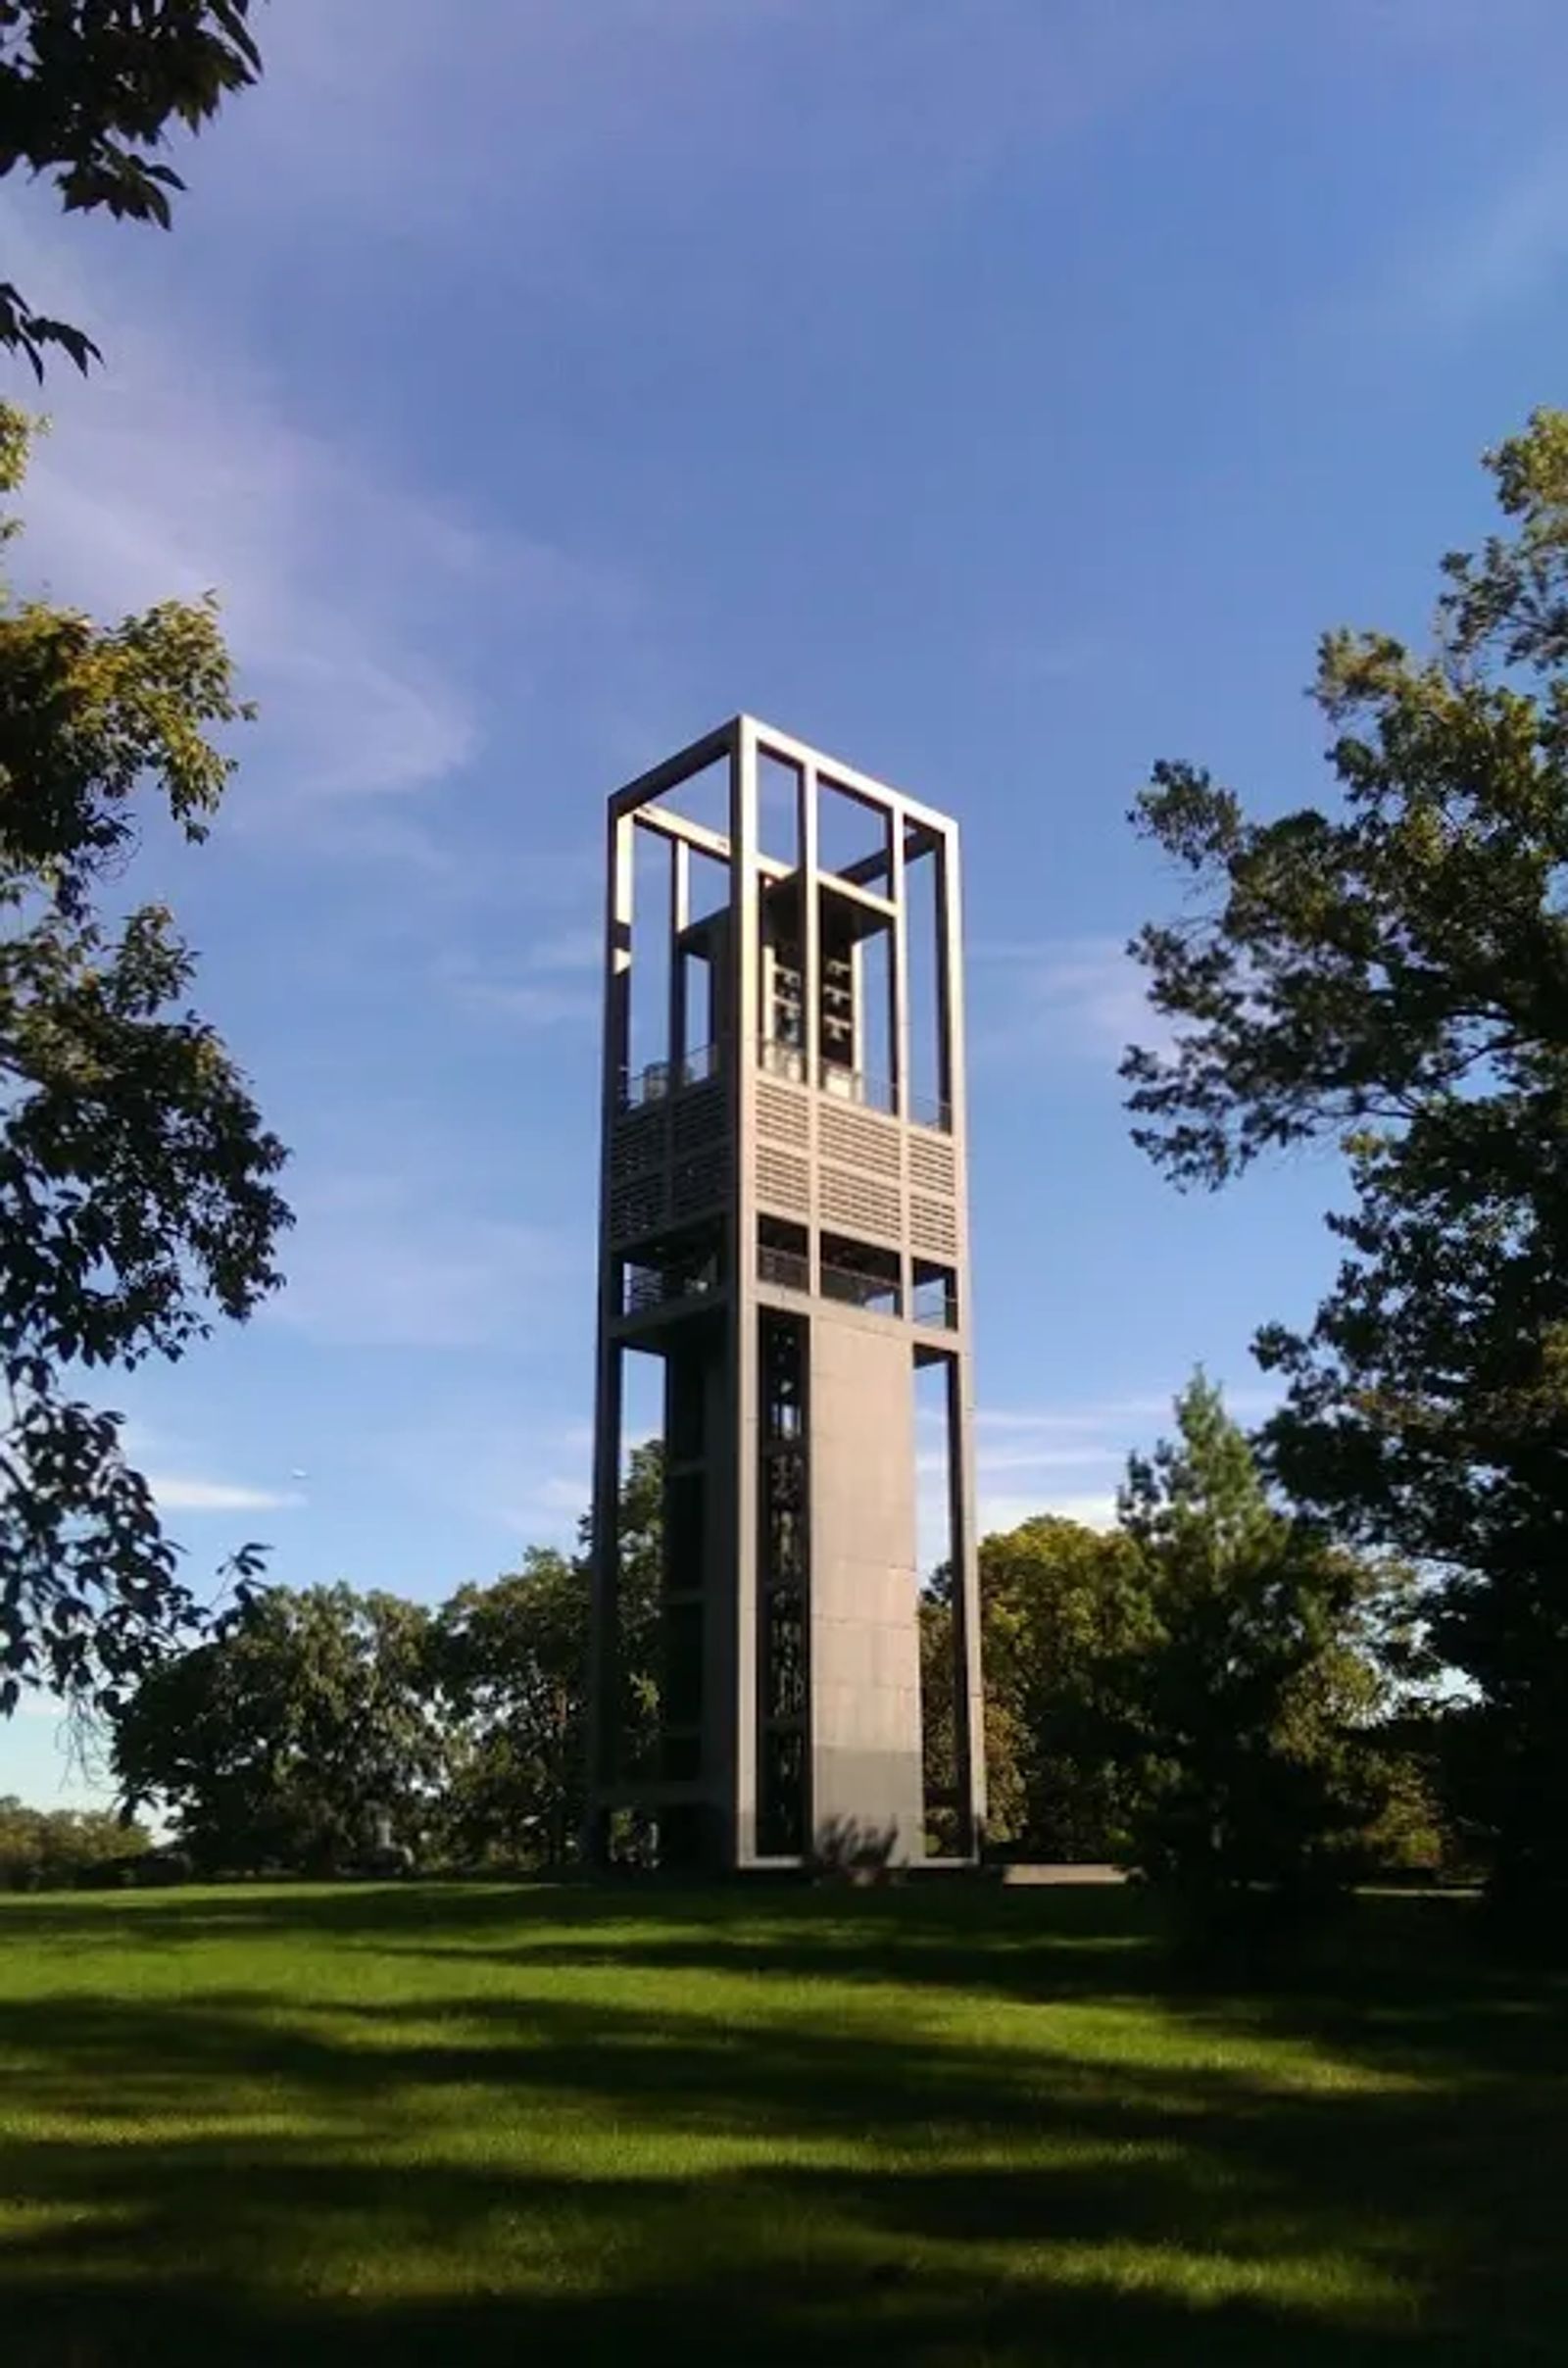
[3,1878,1183,2019]
[2,1871,1152,1950]
[2,1888,1565,2366]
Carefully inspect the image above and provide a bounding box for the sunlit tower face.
[586,718,984,1873]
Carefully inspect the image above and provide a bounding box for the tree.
[0,1790,150,1887]
[921,1517,1154,1860]
[0,0,263,375]
[586,1437,664,1783]
[434,1548,589,1870]
[1114,1376,1388,1912]
[109,1448,672,1875]
[0,406,288,1714]
[112,1584,442,1873]
[980,1515,1154,1861]
[1125,410,1568,1911]
[435,1444,666,1868]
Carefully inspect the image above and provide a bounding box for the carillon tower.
[586,717,983,1870]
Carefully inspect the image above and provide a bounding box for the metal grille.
[756,1076,810,1145]
[671,1146,731,1220]
[909,1193,959,1259]
[819,1164,902,1241]
[610,1106,665,1183]
[818,1102,902,1178]
[610,1171,667,1244]
[908,1132,957,1196]
[757,1145,810,1214]
[673,1079,727,1154]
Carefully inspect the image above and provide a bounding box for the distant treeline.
[0,1800,153,1893]
[44,1383,1480,1912]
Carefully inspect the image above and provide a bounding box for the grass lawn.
[1,1882,1564,2365]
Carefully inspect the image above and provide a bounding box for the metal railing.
[620,1043,722,1109]
[911,1277,958,1329]
[820,1261,902,1317]
[756,1037,950,1131]
[758,1035,808,1086]
[817,1059,897,1116]
[757,1244,809,1293]
[624,1262,721,1315]
[908,1088,954,1134]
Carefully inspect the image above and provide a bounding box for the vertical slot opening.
[758,1309,809,1858]
[627,821,673,1106]
[818,773,891,886]
[905,827,949,1130]
[659,1334,715,1829]
[912,1258,958,1330]
[818,884,857,1097]
[760,872,807,1082]
[677,849,729,1087]
[686,848,729,923]
[914,1350,963,1858]
[858,915,894,1113]
[647,754,730,840]
[612,1347,664,1790]
[758,746,804,874]
[814,891,896,1112]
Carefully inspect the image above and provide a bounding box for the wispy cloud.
[354,1411,593,1553]
[972,936,1167,1066]
[919,1438,1123,1481]
[971,1445,1122,1477]
[916,1385,1280,1551]
[973,1397,1172,1435]
[0,203,628,851]
[980,1489,1119,1535]
[963,1381,1272,1539]
[520,1473,594,1525]
[1405,148,1568,334]
[273,1171,578,1350]
[434,922,603,1031]
[986,634,1104,688]
[972,1385,1278,1441]
[250,1,1239,227]
[436,960,597,1032]
[148,1475,306,1515]
[528,927,604,974]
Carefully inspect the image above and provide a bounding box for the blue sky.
[8,0,1568,1802]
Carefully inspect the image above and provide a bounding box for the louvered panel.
[757,1145,810,1214]
[671,1146,731,1220]
[908,1132,956,1196]
[818,1165,902,1242]
[673,1080,727,1154]
[757,1078,809,1146]
[610,1171,668,1245]
[818,1103,902,1179]
[909,1193,959,1259]
[610,1107,665,1182]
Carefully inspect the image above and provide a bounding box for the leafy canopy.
[114,1585,441,1874]
[111,1452,669,1875]
[1115,1376,1390,1904]
[0,0,262,373]
[0,404,288,1713]
[434,1549,589,1870]
[1126,410,1568,1900]
[923,1514,1153,1862]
